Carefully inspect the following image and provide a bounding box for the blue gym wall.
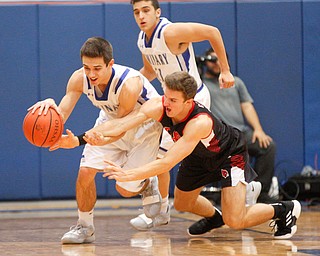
[0,0,318,200]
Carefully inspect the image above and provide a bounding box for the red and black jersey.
[159,99,247,169]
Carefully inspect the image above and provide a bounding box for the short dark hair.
[80,37,113,66]
[164,71,197,101]
[130,0,160,10]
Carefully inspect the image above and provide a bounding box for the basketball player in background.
[128,0,261,231]
[28,37,163,244]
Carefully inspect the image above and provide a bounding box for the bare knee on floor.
[223,214,246,230]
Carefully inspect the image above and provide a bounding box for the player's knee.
[116,184,136,198]
[223,214,245,230]
[116,180,145,197]
[173,198,192,212]
[77,167,97,186]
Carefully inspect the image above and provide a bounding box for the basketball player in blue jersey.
[84,71,301,240]
[129,0,261,231]
[28,37,163,244]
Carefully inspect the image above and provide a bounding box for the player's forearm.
[94,110,148,137]
[208,28,230,72]
[58,94,79,123]
[127,158,174,181]
[89,119,125,137]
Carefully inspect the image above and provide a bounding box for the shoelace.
[69,224,85,234]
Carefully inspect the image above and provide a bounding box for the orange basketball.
[22,107,64,148]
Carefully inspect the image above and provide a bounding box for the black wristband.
[77,133,87,146]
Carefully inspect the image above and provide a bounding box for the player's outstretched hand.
[28,98,60,116]
[84,131,106,146]
[49,129,79,151]
[84,131,126,146]
[102,160,134,182]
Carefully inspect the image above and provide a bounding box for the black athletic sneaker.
[272,200,301,239]
[187,207,224,236]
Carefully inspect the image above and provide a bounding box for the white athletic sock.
[160,196,169,213]
[246,182,252,193]
[78,209,94,227]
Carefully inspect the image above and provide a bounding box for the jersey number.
[155,68,164,83]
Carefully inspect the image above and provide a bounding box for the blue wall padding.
[104,3,142,69]
[303,0,320,168]
[0,6,41,199]
[0,1,318,200]
[236,1,304,176]
[170,1,236,72]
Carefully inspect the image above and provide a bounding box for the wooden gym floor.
[0,199,319,256]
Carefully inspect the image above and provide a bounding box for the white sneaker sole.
[61,234,95,244]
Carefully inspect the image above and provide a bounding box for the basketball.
[22,107,64,148]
